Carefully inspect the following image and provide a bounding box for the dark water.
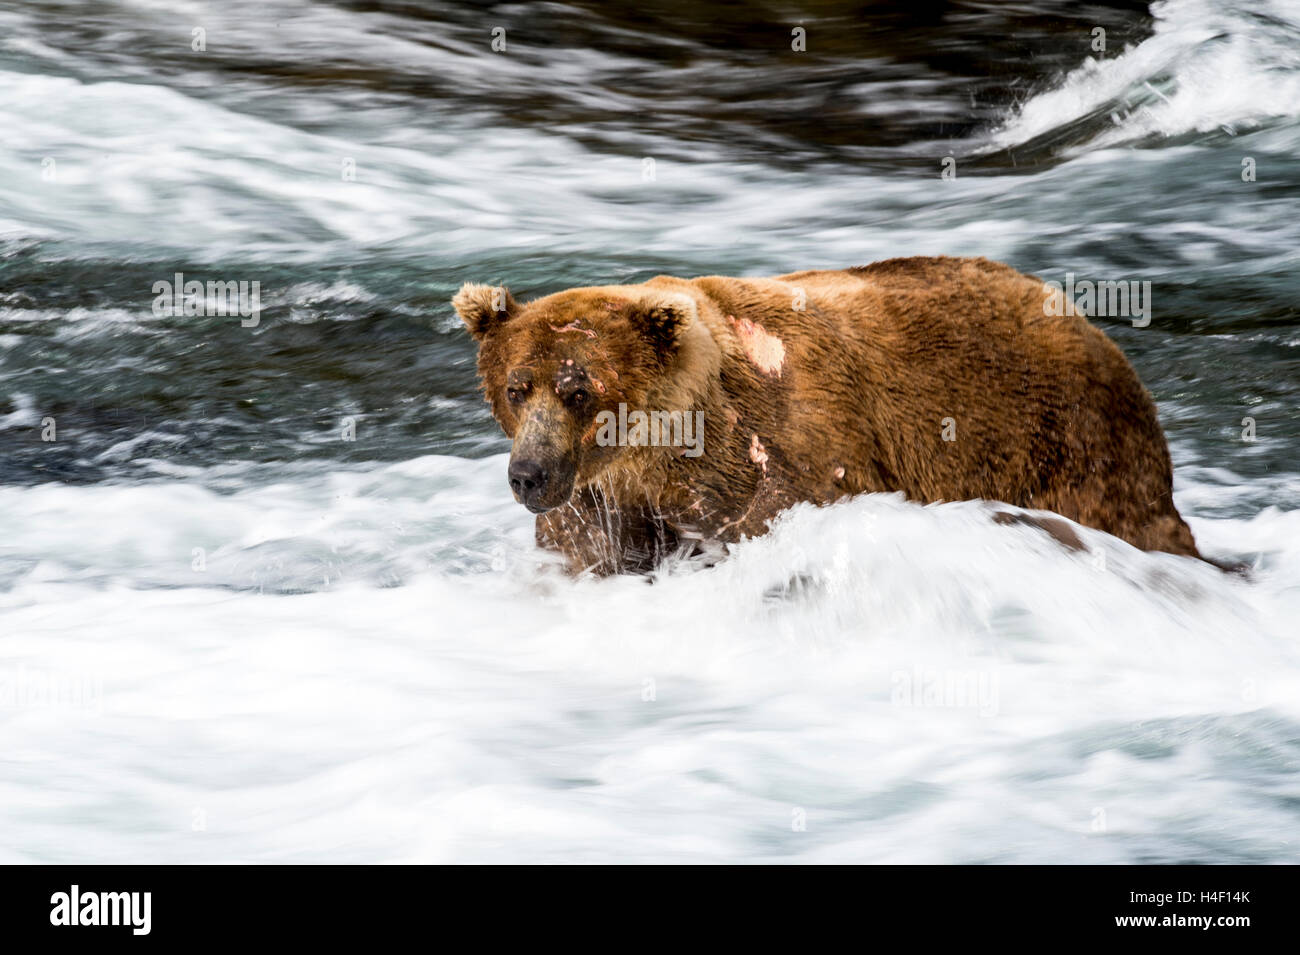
[2,0,1296,508]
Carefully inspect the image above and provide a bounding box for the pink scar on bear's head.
[749,434,769,473]
[726,315,785,376]
[833,466,846,480]
[550,321,597,338]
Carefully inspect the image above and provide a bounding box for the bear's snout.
[508,458,550,510]
[507,453,575,513]
[505,398,580,513]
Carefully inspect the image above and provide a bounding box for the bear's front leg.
[534,486,680,576]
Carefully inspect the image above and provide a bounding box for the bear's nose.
[508,459,549,501]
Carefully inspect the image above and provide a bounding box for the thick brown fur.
[454,256,1200,575]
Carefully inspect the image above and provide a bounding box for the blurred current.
[0,0,1297,862]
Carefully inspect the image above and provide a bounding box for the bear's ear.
[453,282,518,340]
[631,293,696,360]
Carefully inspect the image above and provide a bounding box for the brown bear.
[454,256,1201,575]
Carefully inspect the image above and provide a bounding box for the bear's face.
[453,283,694,513]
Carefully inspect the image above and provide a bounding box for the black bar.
[0,864,1291,942]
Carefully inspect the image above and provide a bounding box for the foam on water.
[5,67,1297,288]
[0,66,1009,264]
[991,0,1300,152]
[1,455,1297,863]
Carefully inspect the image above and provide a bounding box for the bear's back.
[683,257,1181,548]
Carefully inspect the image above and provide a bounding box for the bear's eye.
[566,389,589,409]
[506,385,529,405]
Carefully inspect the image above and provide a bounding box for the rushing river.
[1,0,1297,862]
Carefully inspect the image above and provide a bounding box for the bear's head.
[453,282,709,513]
